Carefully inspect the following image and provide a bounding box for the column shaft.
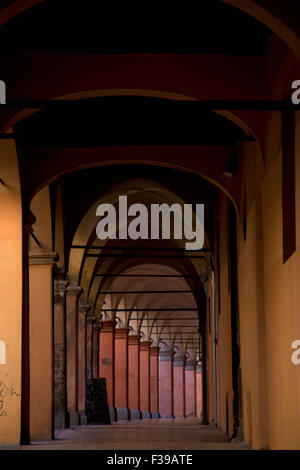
[150,346,160,418]
[53,278,68,429]
[99,320,116,421]
[66,284,82,426]
[128,335,141,420]
[159,352,174,418]
[173,357,185,418]
[29,257,55,440]
[196,364,203,418]
[92,322,100,377]
[78,304,90,424]
[114,328,129,420]
[185,361,196,417]
[139,341,151,419]
[86,316,95,380]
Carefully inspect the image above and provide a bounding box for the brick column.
[150,346,160,418]
[78,303,90,425]
[139,341,151,419]
[159,351,174,418]
[115,328,130,420]
[196,363,203,418]
[92,320,101,377]
[128,335,141,420]
[173,355,185,418]
[66,283,82,426]
[53,278,68,429]
[99,320,116,421]
[185,360,197,417]
[86,315,95,380]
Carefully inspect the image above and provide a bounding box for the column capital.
[196,363,202,374]
[128,334,141,345]
[115,327,130,339]
[150,346,160,356]
[101,320,117,332]
[185,360,197,370]
[54,278,69,296]
[173,355,185,367]
[29,251,57,265]
[139,341,151,351]
[159,351,173,361]
[86,315,96,323]
[66,283,83,296]
[93,319,102,331]
[78,303,90,318]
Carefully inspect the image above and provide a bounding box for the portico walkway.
[1,419,250,450]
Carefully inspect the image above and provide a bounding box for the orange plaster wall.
[29,263,53,440]
[0,137,22,444]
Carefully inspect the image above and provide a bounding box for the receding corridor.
[1,1,300,452]
[1,419,250,450]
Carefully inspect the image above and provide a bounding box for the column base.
[116,407,129,421]
[79,414,88,425]
[109,406,117,422]
[150,412,160,419]
[55,410,66,429]
[141,410,151,419]
[129,409,141,420]
[160,414,174,418]
[67,411,80,427]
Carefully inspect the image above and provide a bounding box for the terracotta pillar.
[86,315,95,380]
[0,137,23,445]
[173,356,185,418]
[99,320,116,421]
[196,363,203,418]
[159,351,174,418]
[53,278,68,429]
[139,341,151,418]
[185,360,197,417]
[29,253,55,440]
[128,335,141,420]
[78,303,90,425]
[92,320,100,377]
[66,283,82,426]
[114,328,130,420]
[150,346,160,418]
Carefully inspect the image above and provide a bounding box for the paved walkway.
[1,419,250,450]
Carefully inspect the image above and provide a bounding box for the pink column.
[159,351,174,418]
[150,346,160,418]
[114,328,129,420]
[86,315,95,380]
[77,303,89,425]
[92,320,100,377]
[128,335,141,420]
[185,360,197,417]
[173,356,185,418]
[196,363,203,418]
[66,283,82,426]
[139,341,151,419]
[99,320,116,421]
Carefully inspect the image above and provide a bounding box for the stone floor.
[1,418,251,450]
